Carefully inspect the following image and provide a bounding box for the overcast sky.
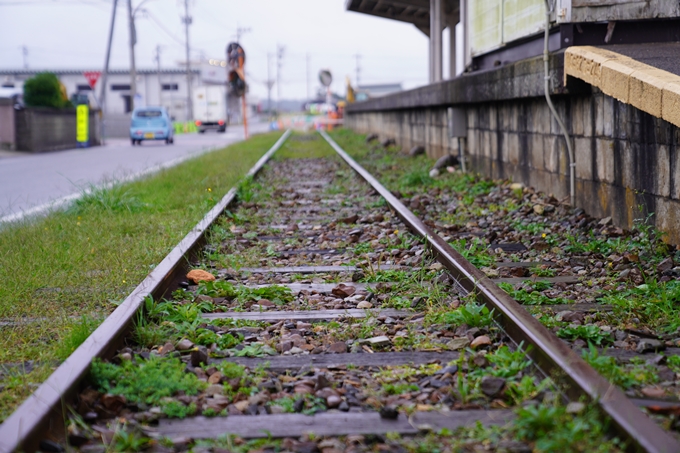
[0,0,432,100]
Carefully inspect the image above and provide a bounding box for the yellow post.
[76,105,89,147]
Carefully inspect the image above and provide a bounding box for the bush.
[23,72,71,108]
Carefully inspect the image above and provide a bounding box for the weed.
[231,343,275,358]
[353,242,372,254]
[89,356,206,407]
[111,426,151,452]
[557,325,612,346]
[384,295,412,310]
[430,301,494,328]
[55,315,99,360]
[668,355,680,373]
[511,220,547,236]
[525,280,553,291]
[373,364,441,383]
[217,362,246,379]
[382,383,419,395]
[197,281,238,298]
[132,309,168,348]
[455,367,479,404]
[529,265,556,277]
[268,394,326,415]
[505,376,552,406]
[498,282,570,306]
[485,345,532,378]
[582,345,656,389]
[69,184,147,214]
[202,407,218,417]
[216,332,243,350]
[513,403,623,452]
[196,281,293,307]
[449,238,493,268]
[236,176,260,203]
[243,285,294,305]
[600,280,680,332]
[400,169,434,188]
[163,400,197,418]
[359,268,413,283]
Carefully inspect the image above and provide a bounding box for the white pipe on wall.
[543,0,575,206]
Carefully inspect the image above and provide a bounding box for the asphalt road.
[0,122,270,221]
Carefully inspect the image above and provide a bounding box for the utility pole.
[266,52,274,114]
[182,0,193,121]
[127,0,137,112]
[276,44,284,111]
[306,53,310,100]
[100,0,118,143]
[354,53,361,86]
[20,46,28,69]
[154,45,162,106]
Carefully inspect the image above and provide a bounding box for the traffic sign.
[83,71,101,90]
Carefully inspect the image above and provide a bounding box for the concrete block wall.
[15,107,101,152]
[346,89,680,243]
[0,99,15,150]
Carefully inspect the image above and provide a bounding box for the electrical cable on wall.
[543,0,575,206]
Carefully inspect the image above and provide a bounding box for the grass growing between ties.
[89,356,206,417]
[0,131,283,421]
[274,132,335,160]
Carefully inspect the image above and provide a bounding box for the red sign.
[83,71,101,90]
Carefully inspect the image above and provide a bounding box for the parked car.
[130,107,174,145]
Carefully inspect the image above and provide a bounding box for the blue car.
[130,107,174,145]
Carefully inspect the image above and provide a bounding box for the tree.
[23,72,71,108]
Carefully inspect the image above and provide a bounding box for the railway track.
[1,129,679,452]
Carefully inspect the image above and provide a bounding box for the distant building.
[0,68,201,122]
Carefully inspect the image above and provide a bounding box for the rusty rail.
[319,129,680,453]
[0,129,292,453]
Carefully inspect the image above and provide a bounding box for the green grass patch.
[55,315,101,360]
[274,133,335,159]
[0,131,282,420]
[498,282,571,306]
[601,280,680,332]
[89,356,206,415]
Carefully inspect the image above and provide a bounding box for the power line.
[145,10,184,46]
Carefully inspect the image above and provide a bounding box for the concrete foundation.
[346,54,680,243]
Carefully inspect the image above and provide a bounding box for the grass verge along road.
[0,132,282,421]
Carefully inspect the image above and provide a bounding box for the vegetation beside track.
[329,129,680,337]
[69,132,624,452]
[0,131,282,421]
[329,128,680,444]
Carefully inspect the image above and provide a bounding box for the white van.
[193,85,227,133]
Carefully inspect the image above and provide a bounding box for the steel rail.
[319,129,680,453]
[0,129,292,453]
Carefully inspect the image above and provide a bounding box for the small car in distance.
[130,107,174,145]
